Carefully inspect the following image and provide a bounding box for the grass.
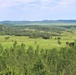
[0,35,75,49]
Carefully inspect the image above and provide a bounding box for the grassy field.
[0,35,75,49]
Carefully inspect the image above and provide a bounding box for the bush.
[42,35,50,39]
[58,40,61,45]
[66,42,69,45]
[57,37,61,40]
[5,36,10,40]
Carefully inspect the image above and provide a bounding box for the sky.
[0,0,76,21]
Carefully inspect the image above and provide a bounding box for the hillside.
[0,20,76,26]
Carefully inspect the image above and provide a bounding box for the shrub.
[5,36,10,40]
[42,35,50,39]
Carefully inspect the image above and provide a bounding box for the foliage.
[58,40,61,45]
[5,36,10,40]
[0,41,76,75]
[42,35,50,39]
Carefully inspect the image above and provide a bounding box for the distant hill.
[0,20,76,26]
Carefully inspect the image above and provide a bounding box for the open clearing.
[0,35,75,49]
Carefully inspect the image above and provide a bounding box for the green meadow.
[0,35,75,49]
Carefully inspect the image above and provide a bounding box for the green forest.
[0,41,76,75]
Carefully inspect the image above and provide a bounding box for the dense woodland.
[0,24,76,75]
[0,41,76,75]
[0,24,75,38]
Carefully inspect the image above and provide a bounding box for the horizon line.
[0,19,76,21]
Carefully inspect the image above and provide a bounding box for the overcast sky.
[0,0,76,21]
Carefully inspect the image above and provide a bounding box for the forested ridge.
[0,41,76,75]
[0,24,75,38]
[0,20,76,25]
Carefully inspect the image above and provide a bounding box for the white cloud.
[0,0,76,11]
[41,0,53,4]
[40,0,76,11]
[0,0,36,8]
[52,0,76,13]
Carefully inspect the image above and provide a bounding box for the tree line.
[0,25,66,37]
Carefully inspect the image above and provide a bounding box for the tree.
[5,36,10,40]
[58,37,61,40]
[33,60,47,75]
[66,42,69,45]
[13,41,17,48]
[58,40,61,45]
[42,35,50,39]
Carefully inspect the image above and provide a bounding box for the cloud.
[52,0,76,9]
[0,0,76,11]
[0,0,36,8]
[41,0,53,5]
[38,0,76,12]
[0,0,76,20]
